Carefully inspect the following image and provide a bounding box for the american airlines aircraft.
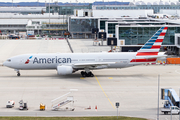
[3,27,168,77]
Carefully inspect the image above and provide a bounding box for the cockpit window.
[7,59,11,62]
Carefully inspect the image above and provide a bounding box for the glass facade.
[100,21,105,30]
[119,27,180,45]
[105,22,165,38]
[108,23,117,37]
[69,18,98,33]
[47,4,92,15]
[96,5,180,13]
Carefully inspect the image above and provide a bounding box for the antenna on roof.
[37,0,39,7]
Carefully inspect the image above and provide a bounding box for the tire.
[89,72,94,77]
[17,73,20,76]
[164,112,168,115]
[87,72,91,77]
[85,72,88,77]
[81,71,84,75]
[81,72,86,77]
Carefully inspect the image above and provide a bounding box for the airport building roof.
[129,1,180,6]
[0,7,46,14]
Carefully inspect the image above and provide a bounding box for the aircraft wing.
[136,55,167,59]
[73,62,115,68]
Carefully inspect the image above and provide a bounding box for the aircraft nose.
[3,61,9,67]
[3,61,6,66]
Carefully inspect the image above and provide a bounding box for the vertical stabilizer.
[136,27,168,56]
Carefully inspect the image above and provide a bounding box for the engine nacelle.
[57,66,73,75]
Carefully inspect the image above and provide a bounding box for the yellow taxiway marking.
[108,77,113,79]
[80,77,85,79]
[95,75,115,109]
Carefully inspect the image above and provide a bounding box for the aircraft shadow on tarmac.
[1,74,144,79]
[1,73,144,79]
[94,74,143,78]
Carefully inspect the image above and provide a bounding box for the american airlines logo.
[25,56,33,64]
[33,57,72,64]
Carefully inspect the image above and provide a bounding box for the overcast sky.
[1,0,180,3]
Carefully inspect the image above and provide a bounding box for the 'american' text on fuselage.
[33,57,72,64]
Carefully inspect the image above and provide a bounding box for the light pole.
[37,0,38,7]
[49,0,50,35]
[171,90,172,120]
[157,74,160,120]
[115,102,119,119]
[179,88,180,120]
[101,34,103,46]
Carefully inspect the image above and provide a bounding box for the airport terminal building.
[93,1,180,14]
[1,1,180,54]
[68,8,180,54]
[0,13,68,35]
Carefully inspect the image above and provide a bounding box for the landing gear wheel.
[17,73,20,76]
[88,72,94,77]
[164,112,168,115]
[81,71,86,77]
[87,72,91,77]
[90,73,94,77]
[81,71,94,77]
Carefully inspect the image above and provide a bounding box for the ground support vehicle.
[19,100,28,110]
[6,100,15,108]
[161,106,180,115]
[8,35,20,39]
[40,103,45,110]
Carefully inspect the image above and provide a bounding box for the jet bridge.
[51,92,74,111]
[161,88,180,108]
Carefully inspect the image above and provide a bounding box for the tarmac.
[0,39,180,120]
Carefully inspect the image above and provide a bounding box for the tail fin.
[136,27,168,56]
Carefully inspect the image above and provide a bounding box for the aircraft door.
[19,59,25,65]
[96,56,103,62]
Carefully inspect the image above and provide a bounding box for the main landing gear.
[81,71,94,77]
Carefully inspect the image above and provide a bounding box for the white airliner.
[3,27,168,77]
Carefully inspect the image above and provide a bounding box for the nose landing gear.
[17,72,21,76]
[15,69,21,76]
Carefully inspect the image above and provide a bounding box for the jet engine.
[57,66,73,75]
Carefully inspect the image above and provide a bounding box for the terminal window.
[178,37,180,45]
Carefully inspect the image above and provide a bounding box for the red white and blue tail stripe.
[136,27,168,56]
[130,27,168,63]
